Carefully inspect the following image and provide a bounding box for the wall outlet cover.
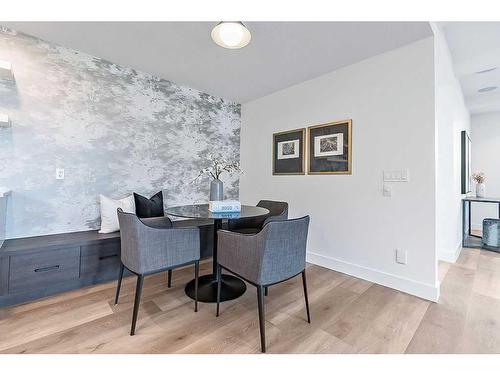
[56,168,65,180]
[0,114,11,128]
[396,249,407,264]
[0,60,13,79]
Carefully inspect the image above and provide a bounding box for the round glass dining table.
[165,204,270,303]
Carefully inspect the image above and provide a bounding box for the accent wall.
[0,27,241,239]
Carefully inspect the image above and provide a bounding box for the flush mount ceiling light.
[475,67,498,74]
[211,22,251,49]
[478,86,498,93]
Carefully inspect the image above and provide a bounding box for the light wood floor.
[1,247,500,354]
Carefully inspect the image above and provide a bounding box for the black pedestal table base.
[164,205,269,304]
[185,274,246,303]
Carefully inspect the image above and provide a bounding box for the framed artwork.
[461,130,472,194]
[308,120,352,174]
[273,128,306,175]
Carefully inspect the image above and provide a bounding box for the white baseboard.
[471,223,482,231]
[438,242,462,263]
[306,251,439,302]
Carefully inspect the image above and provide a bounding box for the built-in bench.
[0,219,213,307]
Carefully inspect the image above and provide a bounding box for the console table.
[462,196,500,248]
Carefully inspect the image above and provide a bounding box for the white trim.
[437,242,462,263]
[306,251,439,302]
[471,223,482,231]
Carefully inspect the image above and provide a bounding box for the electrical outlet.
[56,168,65,180]
[396,249,407,264]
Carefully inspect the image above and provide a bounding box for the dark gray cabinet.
[80,242,121,280]
[0,219,213,307]
[0,232,121,307]
[9,246,80,294]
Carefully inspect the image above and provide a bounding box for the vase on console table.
[210,179,224,201]
[476,183,486,198]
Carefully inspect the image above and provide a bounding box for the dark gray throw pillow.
[133,191,164,218]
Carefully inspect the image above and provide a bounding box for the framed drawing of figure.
[308,120,352,174]
[273,128,306,175]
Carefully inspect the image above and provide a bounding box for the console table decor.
[462,196,500,251]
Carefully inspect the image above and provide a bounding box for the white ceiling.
[441,22,500,115]
[1,22,432,103]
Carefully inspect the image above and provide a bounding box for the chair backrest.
[257,200,289,220]
[227,200,289,231]
[259,215,310,285]
[117,209,199,274]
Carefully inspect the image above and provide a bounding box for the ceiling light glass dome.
[211,22,251,49]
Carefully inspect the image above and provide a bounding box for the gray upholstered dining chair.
[227,200,289,234]
[215,216,310,353]
[115,209,200,335]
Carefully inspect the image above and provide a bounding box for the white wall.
[432,24,471,263]
[239,38,438,301]
[471,112,500,229]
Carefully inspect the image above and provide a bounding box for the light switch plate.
[383,169,410,182]
[56,168,65,180]
[401,169,410,182]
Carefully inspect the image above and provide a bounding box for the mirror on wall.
[461,130,472,194]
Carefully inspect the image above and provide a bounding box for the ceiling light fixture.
[475,67,497,74]
[478,86,498,93]
[211,22,251,49]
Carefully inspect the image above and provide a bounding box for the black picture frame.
[308,120,352,175]
[272,128,306,175]
[461,130,472,194]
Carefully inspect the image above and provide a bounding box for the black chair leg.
[257,285,266,353]
[114,263,124,305]
[130,275,144,336]
[167,269,172,288]
[194,261,199,312]
[301,270,311,324]
[216,264,222,317]
[264,286,268,296]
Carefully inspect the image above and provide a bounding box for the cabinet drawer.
[80,241,121,278]
[9,247,80,294]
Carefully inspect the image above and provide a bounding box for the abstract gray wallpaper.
[0,27,241,239]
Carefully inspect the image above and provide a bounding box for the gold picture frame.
[307,119,352,175]
[272,128,306,175]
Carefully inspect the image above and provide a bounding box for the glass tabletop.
[165,204,269,220]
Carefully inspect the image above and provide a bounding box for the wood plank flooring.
[1,247,500,354]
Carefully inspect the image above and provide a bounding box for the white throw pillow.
[99,194,136,234]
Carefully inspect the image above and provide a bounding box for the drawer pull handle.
[99,254,118,260]
[34,265,60,273]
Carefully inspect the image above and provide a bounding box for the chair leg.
[167,269,172,288]
[257,285,266,353]
[130,275,144,336]
[216,264,222,317]
[264,286,268,296]
[301,270,311,324]
[194,261,199,312]
[114,263,124,305]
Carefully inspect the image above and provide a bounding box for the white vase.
[476,183,486,198]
